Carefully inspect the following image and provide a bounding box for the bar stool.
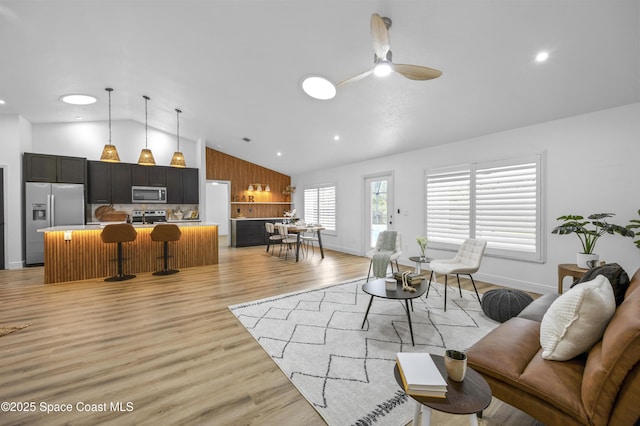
[150,224,182,275]
[100,223,138,282]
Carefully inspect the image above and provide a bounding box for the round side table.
[394,354,491,425]
[408,256,431,274]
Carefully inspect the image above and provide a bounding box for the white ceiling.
[1,1,638,175]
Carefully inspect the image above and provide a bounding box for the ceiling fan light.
[301,76,336,100]
[374,60,392,77]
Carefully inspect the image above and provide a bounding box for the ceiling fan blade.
[393,64,443,80]
[336,69,373,88]
[370,14,390,59]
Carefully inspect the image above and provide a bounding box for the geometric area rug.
[229,278,499,426]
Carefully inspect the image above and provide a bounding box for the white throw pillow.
[540,274,616,361]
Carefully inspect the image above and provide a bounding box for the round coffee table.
[409,256,431,274]
[361,278,427,346]
[394,354,491,425]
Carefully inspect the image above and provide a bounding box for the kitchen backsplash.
[89,204,199,222]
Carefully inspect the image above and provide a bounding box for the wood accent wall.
[43,225,218,284]
[205,148,292,218]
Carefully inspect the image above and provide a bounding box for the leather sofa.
[466,268,640,425]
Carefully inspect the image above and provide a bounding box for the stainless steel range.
[131,210,167,224]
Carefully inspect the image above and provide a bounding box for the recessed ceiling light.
[535,51,549,63]
[334,135,340,141]
[0,99,6,105]
[301,75,336,100]
[75,116,82,120]
[59,94,97,105]
[277,152,282,157]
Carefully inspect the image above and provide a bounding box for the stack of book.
[396,352,448,398]
[393,272,424,285]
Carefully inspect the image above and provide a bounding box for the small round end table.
[408,256,431,274]
[394,354,491,425]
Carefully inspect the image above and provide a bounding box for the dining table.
[283,225,325,262]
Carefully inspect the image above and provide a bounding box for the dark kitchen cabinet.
[165,167,182,204]
[110,163,132,204]
[231,219,270,247]
[24,153,86,183]
[56,156,86,183]
[131,165,166,187]
[165,167,199,204]
[87,161,111,204]
[182,168,199,204]
[24,153,56,182]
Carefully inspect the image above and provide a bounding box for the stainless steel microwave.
[131,186,167,203]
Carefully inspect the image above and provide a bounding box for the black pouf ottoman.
[481,289,534,323]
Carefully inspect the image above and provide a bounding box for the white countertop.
[38,222,218,232]
[230,217,289,221]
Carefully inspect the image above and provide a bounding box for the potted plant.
[627,209,640,249]
[552,213,634,268]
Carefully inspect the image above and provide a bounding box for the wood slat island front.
[40,223,218,283]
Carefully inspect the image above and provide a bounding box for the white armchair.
[427,238,486,311]
[366,231,403,281]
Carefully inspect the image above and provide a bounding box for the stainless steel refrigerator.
[25,182,85,265]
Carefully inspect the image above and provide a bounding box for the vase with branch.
[416,236,428,261]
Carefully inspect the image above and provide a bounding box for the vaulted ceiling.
[1,1,638,175]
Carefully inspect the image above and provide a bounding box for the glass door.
[364,174,394,250]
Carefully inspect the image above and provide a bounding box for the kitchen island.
[38,222,218,283]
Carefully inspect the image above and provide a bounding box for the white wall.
[292,102,640,294]
[205,181,230,235]
[0,114,33,268]
[31,119,197,166]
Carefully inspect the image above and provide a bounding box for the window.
[425,154,544,262]
[304,184,336,232]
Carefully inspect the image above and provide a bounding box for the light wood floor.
[0,240,542,426]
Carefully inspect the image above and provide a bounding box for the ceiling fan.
[302,13,442,100]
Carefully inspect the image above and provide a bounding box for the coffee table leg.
[405,299,415,346]
[361,296,374,328]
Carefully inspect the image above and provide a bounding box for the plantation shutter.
[304,188,318,225]
[475,161,538,252]
[425,167,471,245]
[304,185,336,232]
[318,186,336,231]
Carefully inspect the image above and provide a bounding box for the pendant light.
[137,95,156,166]
[99,88,121,162]
[170,108,186,168]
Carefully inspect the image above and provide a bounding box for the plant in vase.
[416,236,428,260]
[552,213,634,268]
[627,209,640,249]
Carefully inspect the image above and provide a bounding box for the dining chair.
[427,238,486,311]
[300,225,320,256]
[276,224,298,260]
[265,222,283,255]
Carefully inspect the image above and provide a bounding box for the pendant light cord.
[143,95,150,149]
[175,108,182,151]
[106,88,113,144]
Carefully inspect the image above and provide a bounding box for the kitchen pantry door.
[364,173,394,250]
